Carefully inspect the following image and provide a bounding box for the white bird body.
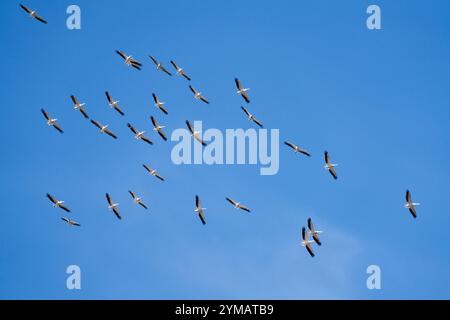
[108,203,119,210]
[237,88,250,95]
[47,118,57,125]
[135,131,145,139]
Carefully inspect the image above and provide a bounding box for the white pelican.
[307,217,322,246]
[241,106,263,128]
[284,141,311,157]
[127,123,153,145]
[195,195,206,225]
[90,120,117,139]
[106,193,121,220]
[143,164,165,181]
[152,93,168,115]
[46,193,70,212]
[149,56,172,76]
[405,190,420,219]
[61,217,81,227]
[116,50,142,70]
[150,116,167,141]
[225,197,251,213]
[128,191,148,210]
[324,151,338,180]
[301,227,315,258]
[41,109,63,133]
[235,78,250,103]
[70,95,89,119]
[20,4,47,24]
[105,91,124,116]
[189,85,209,104]
[186,120,207,146]
[170,60,191,81]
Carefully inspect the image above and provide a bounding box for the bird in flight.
[195,195,206,225]
[301,227,315,257]
[127,123,153,145]
[307,217,322,246]
[105,91,125,116]
[324,151,338,180]
[70,95,89,119]
[284,141,311,157]
[128,191,148,210]
[46,193,71,213]
[106,193,121,220]
[90,120,118,139]
[235,78,250,103]
[225,197,251,213]
[241,106,263,128]
[189,85,209,104]
[152,93,169,115]
[405,190,420,219]
[116,50,142,70]
[150,116,167,141]
[149,56,172,76]
[41,109,63,133]
[20,4,47,24]
[143,164,165,181]
[61,217,81,227]
[186,120,207,146]
[170,60,191,81]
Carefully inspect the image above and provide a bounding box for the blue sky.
[0,0,449,299]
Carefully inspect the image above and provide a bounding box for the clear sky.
[0,0,449,299]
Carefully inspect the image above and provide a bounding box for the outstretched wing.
[41,108,50,121]
[46,193,57,204]
[127,123,138,135]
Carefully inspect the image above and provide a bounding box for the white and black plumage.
[152,93,169,115]
[128,191,148,210]
[106,193,121,220]
[70,95,89,119]
[41,109,63,133]
[241,106,263,128]
[46,193,71,212]
[149,56,172,76]
[20,4,47,24]
[143,164,165,181]
[189,85,209,104]
[61,217,81,227]
[307,217,322,246]
[301,227,315,258]
[91,120,117,139]
[105,91,125,116]
[186,120,207,146]
[170,60,191,81]
[225,197,251,213]
[405,190,420,219]
[284,141,311,157]
[150,116,167,141]
[127,123,153,145]
[324,151,338,180]
[116,50,142,70]
[195,195,206,225]
[235,78,250,103]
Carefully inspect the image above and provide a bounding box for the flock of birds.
[23,3,422,259]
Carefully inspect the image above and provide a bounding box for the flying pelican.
[301,227,315,258]
[195,195,206,225]
[116,50,142,70]
[61,217,81,227]
[307,217,322,246]
[127,123,153,145]
[152,93,168,115]
[41,109,63,133]
[106,193,121,220]
[186,120,207,146]
[170,60,191,81]
[284,141,311,157]
[241,106,263,128]
[90,120,117,139]
[150,116,167,141]
[128,191,148,210]
[143,164,165,181]
[235,78,250,103]
[149,56,172,76]
[46,193,71,212]
[324,151,338,180]
[70,95,89,119]
[405,190,420,219]
[189,85,209,104]
[20,4,47,24]
[105,91,125,116]
[225,197,251,213]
